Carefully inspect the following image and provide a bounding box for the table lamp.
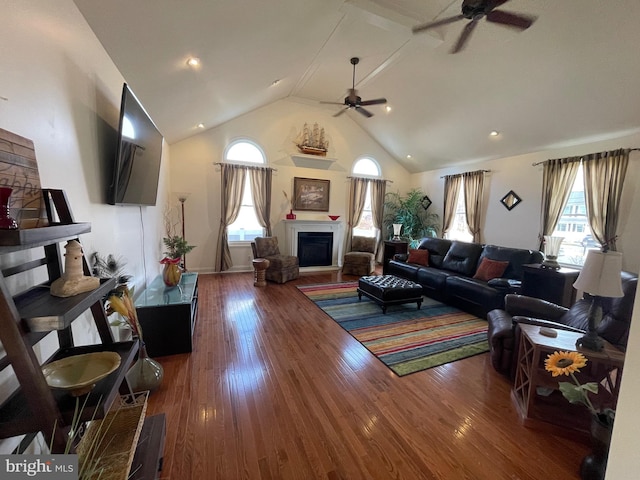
[392,223,403,241]
[573,249,623,351]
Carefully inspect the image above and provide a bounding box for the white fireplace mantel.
[283,220,344,269]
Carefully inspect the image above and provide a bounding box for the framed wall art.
[500,190,522,211]
[293,177,330,212]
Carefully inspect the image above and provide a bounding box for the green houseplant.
[383,188,440,247]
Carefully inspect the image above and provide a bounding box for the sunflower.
[544,350,588,377]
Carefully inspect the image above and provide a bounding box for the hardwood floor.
[146,271,590,479]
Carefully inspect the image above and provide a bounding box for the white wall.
[169,98,412,272]
[412,133,640,272]
[0,0,169,452]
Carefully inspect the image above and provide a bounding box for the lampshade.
[573,250,623,298]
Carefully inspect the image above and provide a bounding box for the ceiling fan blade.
[451,19,479,54]
[359,98,387,106]
[320,101,345,105]
[356,106,373,118]
[333,108,347,118]
[486,10,536,30]
[412,14,464,34]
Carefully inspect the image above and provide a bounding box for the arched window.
[225,139,266,242]
[352,157,381,177]
[352,157,381,237]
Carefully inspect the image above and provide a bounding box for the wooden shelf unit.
[0,189,164,478]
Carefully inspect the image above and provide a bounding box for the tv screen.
[108,83,163,206]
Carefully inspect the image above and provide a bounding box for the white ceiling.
[73,0,640,173]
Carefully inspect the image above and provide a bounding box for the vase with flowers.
[283,190,296,219]
[545,350,615,480]
[161,234,195,286]
[106,286,163,393]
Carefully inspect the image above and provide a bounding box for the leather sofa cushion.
[446,276,506,311]
[416,237,451,268]
[416,267,454,291]
[441,241,483,276]
[479,245,538,279]
[386,260,420,282]
[407,248,429,266]
[559,299,591,331]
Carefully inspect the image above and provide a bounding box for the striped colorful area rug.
[297,281,489,376]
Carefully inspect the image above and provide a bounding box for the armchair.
[342,236,377,276]
[251,237,299,284]
[487,271,637,377]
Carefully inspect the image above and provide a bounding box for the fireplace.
[298,232,333,267]
[283,220,344,270]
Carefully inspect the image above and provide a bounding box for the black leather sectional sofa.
[386,237,543,318]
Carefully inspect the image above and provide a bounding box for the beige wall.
[0,0,170,452]
[169,98,412,272]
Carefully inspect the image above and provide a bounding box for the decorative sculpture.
[50,240,100,297]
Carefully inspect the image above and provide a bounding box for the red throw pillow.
[473,258,509,282]
[407,248,429,266]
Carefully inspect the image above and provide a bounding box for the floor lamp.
[573,249,623,351]
[177,193,190,270]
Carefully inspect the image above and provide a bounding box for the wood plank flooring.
[145,271,590,479]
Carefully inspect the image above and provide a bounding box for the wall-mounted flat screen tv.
[108,83,163,206]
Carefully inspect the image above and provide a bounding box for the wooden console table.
[521,263,580,307]
[383,240,408,274]
[136,272,199,357]
[512,324,625,436]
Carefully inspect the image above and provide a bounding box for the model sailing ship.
[295,122,329,156]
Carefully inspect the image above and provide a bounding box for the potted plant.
[383,188,440,247]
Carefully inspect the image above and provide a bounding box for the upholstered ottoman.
[357,275,423,314]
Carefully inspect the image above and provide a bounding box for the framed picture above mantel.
[293,177,330,212]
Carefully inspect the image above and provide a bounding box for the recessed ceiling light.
[271,79,281,86]
[196,123,205,129]
[489,130,500,137]
[385,105,392,113]
[186,57,200,67]
[406,154,412,159]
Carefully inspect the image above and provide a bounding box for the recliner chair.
[487,271,637,378]
[251,236,299,284]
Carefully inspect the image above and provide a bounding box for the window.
[352,157,381,238]
[552,164,598,266]
[446,182,473,243]
[225,140,266,243]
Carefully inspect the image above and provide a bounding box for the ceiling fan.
[412,0,536,54]
[321,57,387,118]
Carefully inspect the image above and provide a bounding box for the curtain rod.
[439,169,490,179]
[213,162,277,172]
[531,148,640,166]
[346,176,393,183]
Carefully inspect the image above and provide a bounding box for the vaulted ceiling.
[73,0,640,172]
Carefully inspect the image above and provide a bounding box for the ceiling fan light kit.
[321,57,387,118]
[412,0,537,54]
